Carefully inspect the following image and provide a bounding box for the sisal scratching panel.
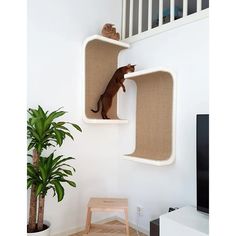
[128,71,173,161]
[85,40,125,119]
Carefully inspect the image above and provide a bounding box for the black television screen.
[197,114,209,214]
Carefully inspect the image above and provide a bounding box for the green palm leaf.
[28,142,35,151]
[39,166,47,182]
[59,179,76,187]
[27,179,33,189]
[27,164,38,179]
[38,105,46,119]
[36,183,43,196]
[51,180,64,202]
[44,110,67,130]
[51,157,75,171]
[61,169,72,176]
[69,123,82,132]
[54,128,63,146]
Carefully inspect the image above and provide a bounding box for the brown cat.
[101,23,120,40]
[91,64,136,119]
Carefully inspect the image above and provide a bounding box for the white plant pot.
[27,221,51,236]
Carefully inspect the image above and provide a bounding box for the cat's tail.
[91,95,102,113]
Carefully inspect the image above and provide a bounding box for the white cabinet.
[160,206,209,236]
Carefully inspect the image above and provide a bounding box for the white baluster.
[122,0,127,39]
[183,0,188,17]
[129,0,133,37]
[170,0,175,22]
[148,0,153,30]
[138,0,143,34]
[159,0,163,26]
[197,0,202,12]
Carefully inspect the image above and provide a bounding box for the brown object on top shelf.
[102,23,120,40]
[124,70,174,164]
[84,198,129,236]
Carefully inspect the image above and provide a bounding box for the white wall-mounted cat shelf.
[82,35,130,124]
[122,68,176,166]
[82,35,176,165]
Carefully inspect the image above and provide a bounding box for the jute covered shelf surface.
[124,69,175,165]
[83,35,130,123]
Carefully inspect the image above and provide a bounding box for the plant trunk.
[28,149,40,233]
[28,185,37,232]
[37,195,45,231]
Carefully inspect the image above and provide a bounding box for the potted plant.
[27,106,82,235]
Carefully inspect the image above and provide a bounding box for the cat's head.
[125,64,136,73]
[103,23,114,31]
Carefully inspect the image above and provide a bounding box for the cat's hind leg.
[101,110,107,119]
[91,95,102,113]
[101,109,110,119]
[101,96,112,119]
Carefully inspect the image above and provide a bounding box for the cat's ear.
[132,64,136,67]
[127,64,131,68]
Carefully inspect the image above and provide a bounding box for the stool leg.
[124,208,129,236]
[85,207,92,233]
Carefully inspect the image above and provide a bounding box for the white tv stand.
[160,206,209,236]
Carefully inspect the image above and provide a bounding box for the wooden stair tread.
[88,198,128,210]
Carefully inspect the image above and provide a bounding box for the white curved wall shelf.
[122,68,176,166]
[82,35,130,124]
[82,36,175,165]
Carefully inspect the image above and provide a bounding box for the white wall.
[28,0,123,235]
[28,0,208,234]
[118,18,209,231]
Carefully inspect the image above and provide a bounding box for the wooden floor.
[70,220,147,236]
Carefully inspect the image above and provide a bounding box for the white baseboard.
[51,216,149,236]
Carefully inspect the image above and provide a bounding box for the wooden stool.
[84,198,129,236]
